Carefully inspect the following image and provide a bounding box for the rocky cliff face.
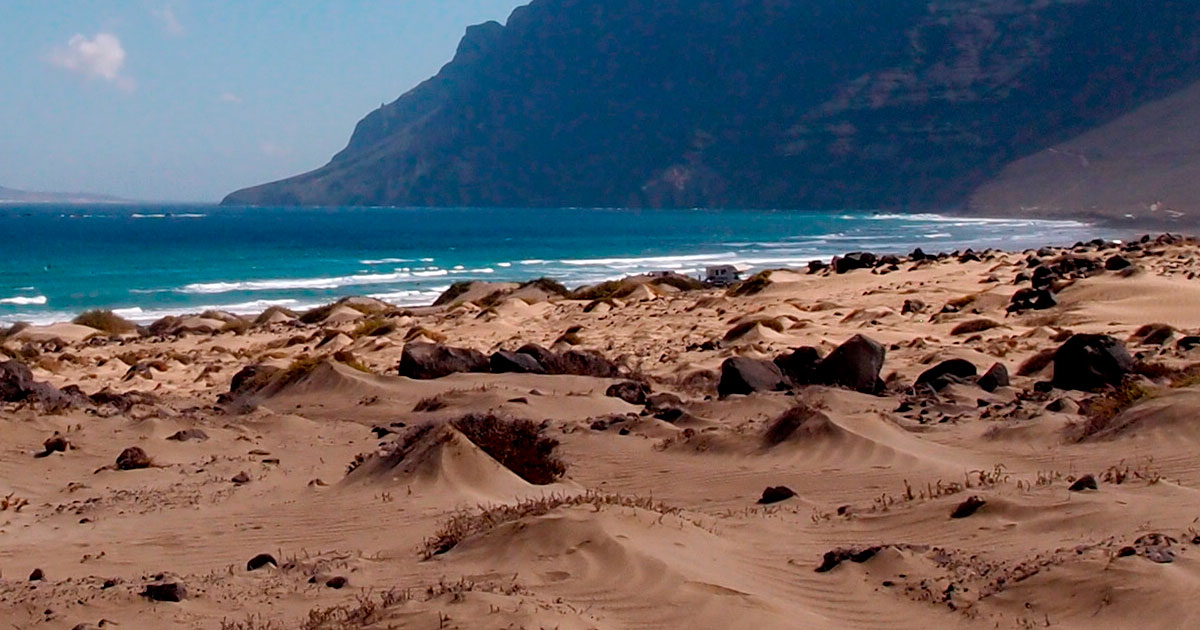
[223,0,1200,214]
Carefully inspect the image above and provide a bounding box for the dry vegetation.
[450,414,566,485]
[73,309,137,335]
[727,271,772,297]
[421,492,679,559]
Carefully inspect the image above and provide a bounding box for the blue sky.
[0,1,524,202]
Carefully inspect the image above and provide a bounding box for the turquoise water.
[0,205,1106,325]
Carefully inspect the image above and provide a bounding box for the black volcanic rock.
[1051,334,1134,391]
[222,1,1200,212]
[818,335,886,394]
[398,343,489,380]
[718,357,788,398]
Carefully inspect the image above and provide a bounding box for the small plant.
[404,326,447,343]
[726,271,772,297]
[451,414,565,485]
[421,492,678,559]
[1073,379,1156,441]
[221,319,251,335]
[72,310,137,334]
[519,277,570,296]
[433,282,474,307]
[413,395,448,412]
[571,279,636,301]
[1,492,29,512]
[278,354,325,385]
[352,317,395,338]
[724,317,786,342]
[252,305,298,326]
[1017,349,1056,376]
[950,318,1002,336]
[554,325,584,346]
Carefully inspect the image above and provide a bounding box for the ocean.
[0,205,1109,326]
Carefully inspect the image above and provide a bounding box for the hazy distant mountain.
[224,0,1200,221]
[0,185,128,204]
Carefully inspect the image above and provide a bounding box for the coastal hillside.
[0,185,126,204]
[968,78,1200,225]
[223,0,1200,216]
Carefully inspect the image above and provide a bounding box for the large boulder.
[0,360,37,402]
[398,343,489,380]
[0,360,72,408]
[1051,334,1134,391]
[915,359,977,391]
[554,350,621,378]
[774,347,823,387]
[977,363,1011,392]
[718,357,789,398]
[512,344,620,377]
[489,350,546,374]
[818,335,886,394]
[606,381,651,405]
[1008,288,1058,313]
[832,252,877,274]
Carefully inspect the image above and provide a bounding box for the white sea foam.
[181,271,421,294]
[559,252,738,267]
[0,295,47,306]
[360,258,413,265]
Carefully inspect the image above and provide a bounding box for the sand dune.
[4,234,1200,628]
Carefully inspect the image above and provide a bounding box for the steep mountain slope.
[968,78,1200,225]
[224,0,1200,214]
[0,186,127,204]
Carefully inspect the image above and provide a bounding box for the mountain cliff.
[0,186,128,204]
[224,0,1200,218]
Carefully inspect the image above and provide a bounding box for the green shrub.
[433,281,474,307]
[451,414,565,485]
[72,310,137,335]
[727,271,772,297]
[520,277,570,296]
[252,305,298,326]
[352,317,395,338]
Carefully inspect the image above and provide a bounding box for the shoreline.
[0,207,1149,329]
[1,230,1181,334]
[4,230,1200,628]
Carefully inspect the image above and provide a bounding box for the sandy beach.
[4,233,1200,629]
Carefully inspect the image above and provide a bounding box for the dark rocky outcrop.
[773,346,823,387]
[554,350,620,378]
[115,447,152,471]
[815,546,883,573]
[1069,474,1098,492]
[757,486,797,505]
[605,381,650,405]
[490,350,546,374]
[817,335,886,394]
[1051,334,1134,391]
[246,553,278,571]
[398,343,490,380]
[166,429,209,442]
[950,496,986,519]
[222,0,1200,219]
[1008,288,1058,313]
[976,363,1010,393]
[141,575,187,602]
[0,360,72,408]
[718,357,788,398]
[915,359,977,391]
[832,252,877,274]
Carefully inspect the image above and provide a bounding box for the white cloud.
[49,33,134,90]
[219,91,243,104]
[260,141,289,158]
[153,5,183,36]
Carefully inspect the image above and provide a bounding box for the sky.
[0,1,525,202]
